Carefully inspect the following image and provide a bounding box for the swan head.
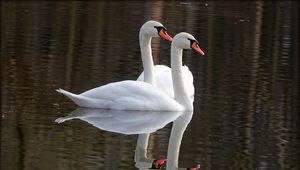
[172,32,205,55]
[140,20,173,41]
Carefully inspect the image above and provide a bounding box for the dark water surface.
[1,1,299,170]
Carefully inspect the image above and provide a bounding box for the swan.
[56,32,205,111]
[137,21,201,98]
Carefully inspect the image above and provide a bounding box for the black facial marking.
[154,26,167,34]
[188,38,199,46]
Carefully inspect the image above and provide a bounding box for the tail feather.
[56,88,84,106]
[56,88,111,108]
[56,88,80,101]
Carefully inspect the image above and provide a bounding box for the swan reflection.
[55,108,182,134]
[55,108,197,170]
[135,110,197,170]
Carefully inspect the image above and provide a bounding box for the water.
[1,1,299,170]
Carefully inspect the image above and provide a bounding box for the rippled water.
[1,1,299,170]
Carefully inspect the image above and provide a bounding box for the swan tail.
[56,88,79,101]
[56,88,112,109]
[56,88,92,107]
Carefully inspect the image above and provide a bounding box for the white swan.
[137,21,201,98]
[56,32,204,111]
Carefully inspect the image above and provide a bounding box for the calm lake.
[1,1,299,170]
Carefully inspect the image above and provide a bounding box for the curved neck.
[139,32,155,84]
[171,46,193,110]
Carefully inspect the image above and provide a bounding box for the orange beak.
[191,42,205,55]
[159,29,173,41]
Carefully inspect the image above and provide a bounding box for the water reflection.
[55,108,182,135]
[55,108,195,170]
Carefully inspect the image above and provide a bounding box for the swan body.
[56,32,204,111]
[137,65,194,98]
[56,81,183,111]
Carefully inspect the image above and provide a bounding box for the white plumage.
[57,32,204,111]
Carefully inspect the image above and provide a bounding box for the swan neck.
[139,32,155,84]
[171,46,193,110]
